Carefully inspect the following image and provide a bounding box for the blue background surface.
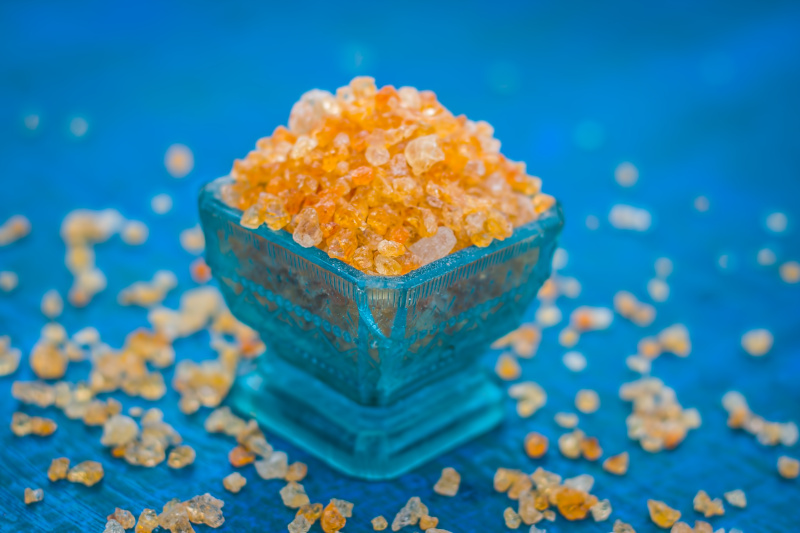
[1,1,800,531]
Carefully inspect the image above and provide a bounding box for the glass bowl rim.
[200,176,564,291]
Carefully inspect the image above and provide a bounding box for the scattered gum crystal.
[67,460,104,486]
[0,270,19,292]
[647,277,670,302]
[670,522,693,533]
[157,499,191,531]
[184,493,225,528]
[433,467,461,496]
[296,503,323,525]
[24,488,44,504]
[615,161,638,187]
[118,271,178,307]
[228,445,255,467]
[620,376,698,451]
[371,515,388,530]
[637,336,662,359]
[421,516,441,529]
[780,260,800,283]
[559,327,580,348]
[778,455,799,479]
[741,329,773,357]
[507,473,532,500]
[558,431,583,459]
[590,499,612,521]
[575,389,600,413]
[321,500,347,533]
[562,351,586,372]
[766,211,788,233]
[190,257,212,283]
[694,521,713,533]
[0,214,31,246]
[286,461,308,481]
[517,491,543,525]
[136,509,158,533]
[721,390,796,446]
[167,445,196,468]
[0,335,21,376]
[391,496,428,531]
[223,77,556,275]
[495,353,521,381]
[524,432,549,458]
[331,499,354,518]
[580,437,603,461]
[59,208,126,306]
[724,489,746,508]
[104,520,124,533]
[648,499,680,528]
[180,225,205,254]
[626,355,651,374]
[41,289,64,319]
[101,414,139,447]
[613,291,656,327]
[609,204,651,231]
[503,507,522,528]
[11,412,58,437]
[554,412,578,428]
[280,481,311,508]
[693,490,724,517]
[603,452,630,475]
[151,193,173,214]
[613,519,636,532]
[107,508,136,529]
[288,514,312,533]
[48,457,70,481]
[494,468,522,493]
[509,381,546,418]
[29,339,69,380]
[554,487,597,521]
[570,306,613,332]
[255,451,288,479]
[536,304,562,328]
[223,472,247,493]
[563,474,594,493]
[165,144,194,178]
[657,324,692,357]
[121,220,149,245]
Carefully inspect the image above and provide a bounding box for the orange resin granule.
[222,77,555,275]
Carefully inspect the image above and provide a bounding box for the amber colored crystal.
[524,432,549,459]
[580,437,603,461]
[228,445,255,467]
[224,77,555,275]
[320,501,346,533]
[494,468,522,493]
[647,499,681,528]
[554,487,596,521]
[419,515,438,529]
[602,452,629,475]
[297,503,323,523]
[48,457,70,481]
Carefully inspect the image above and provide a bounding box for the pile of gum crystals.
[222,76,556,275]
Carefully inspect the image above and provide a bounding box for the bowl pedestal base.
[229,355,504,479]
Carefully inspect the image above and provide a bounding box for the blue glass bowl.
[198,177,564,479]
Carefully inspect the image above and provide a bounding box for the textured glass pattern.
[199,177,564,478]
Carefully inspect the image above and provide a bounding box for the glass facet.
[199,176,564,478]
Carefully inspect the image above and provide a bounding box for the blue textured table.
[1,1,799,531]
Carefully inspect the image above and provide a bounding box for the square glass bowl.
[199,177,564,479]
